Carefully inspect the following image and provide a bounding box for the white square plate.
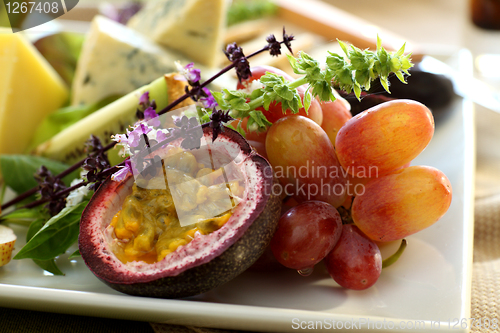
[0,60,475,333]
[0,0,476,328]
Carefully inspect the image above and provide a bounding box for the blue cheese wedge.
[72,15,185,106]
[127,0,228,68]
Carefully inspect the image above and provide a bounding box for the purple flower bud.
[144,107,161,127]
[200,88,218,108]
[139,91,150,106]
[176,62,202,84]
[112,159,133,182]
[127,123,151,148]
[156,130,168,143]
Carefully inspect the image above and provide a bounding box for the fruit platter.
[0,0,474,332]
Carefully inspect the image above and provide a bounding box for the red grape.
[352,165,452,242]
[325,224,382,290]
[320,93,352,147]
[265,116,347,207]
[335,99,434,177]
[270,201,342,271]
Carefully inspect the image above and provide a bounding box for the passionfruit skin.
[79,126,281,298]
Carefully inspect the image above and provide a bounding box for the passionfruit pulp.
[79,126,281,298]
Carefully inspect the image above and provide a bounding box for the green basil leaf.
[0,208,47,227]
[24,218,65,276]
[228,96,250,111]
[287,54,302,75]
[290,94,302,114]
[32,259,64,276]
[211,91,229,110]
[312,81,333,103]
[26,218,46,242]
[248,111,272,129]
[303,88,312,113]
[226,89,248,98]
[249,88,264,100]
[68,249,81,259]
[235,121,246,137]
[0,183,6,204]
[0,155,77,194]
[259,73,283,88]
[14,201,88,261]
[273,84,294,101]
[262,92,275,111]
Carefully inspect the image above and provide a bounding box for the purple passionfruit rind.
[79,126,281,298]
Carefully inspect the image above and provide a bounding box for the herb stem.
[242,75,308,111]
[2,40,289,214]
[21,180,89,210]
[288,76,308,89]
[157,46,272,116]
[0,142,115,211]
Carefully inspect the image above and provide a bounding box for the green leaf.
[228,97,250,111]
[68,249,81,259]
[395,71,407,83]
[226,123,246,137]
[250,88,264,100]
[263,92,275,111]
[14,201,88,261]
[353,84,362,100]
[26,218,46,242]
[0,155,77,194]
[337,39,349,56]
[30,95,120,149]
[211,91,229,110]
[273,84,294,101]
[25,218,64,275]
[312,80,333,103]
[259,73,283,88]
[303,88,312,113]
[287,54,302,75]
[284,94,302,114]
[248,111,272,129]
[380,76,391,93]
[222,89,250,111]
[0,208,47,227]
[33,259,64,276]
[0,183,6,206]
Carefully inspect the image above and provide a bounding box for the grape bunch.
[237,66,452,290]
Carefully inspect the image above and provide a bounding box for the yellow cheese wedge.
[0,29,68,155]
[127,0,228,68]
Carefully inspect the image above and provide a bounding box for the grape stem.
[382,239,407,269]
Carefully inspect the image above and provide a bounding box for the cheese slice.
[127,0,228,68]
[72,15,235,107]
[0,28,68,155]
[72,15,184,106]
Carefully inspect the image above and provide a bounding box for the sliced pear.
[34,74,192,165]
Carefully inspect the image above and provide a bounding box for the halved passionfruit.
[79,126,281,298]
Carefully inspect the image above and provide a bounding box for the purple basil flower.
[127,123,151,148]
[200,88,218,108]
[184,62,201,83]
[112,159,133,182]
[144,107,161,127]
[156,130,168,142]
[139,91,150,106]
